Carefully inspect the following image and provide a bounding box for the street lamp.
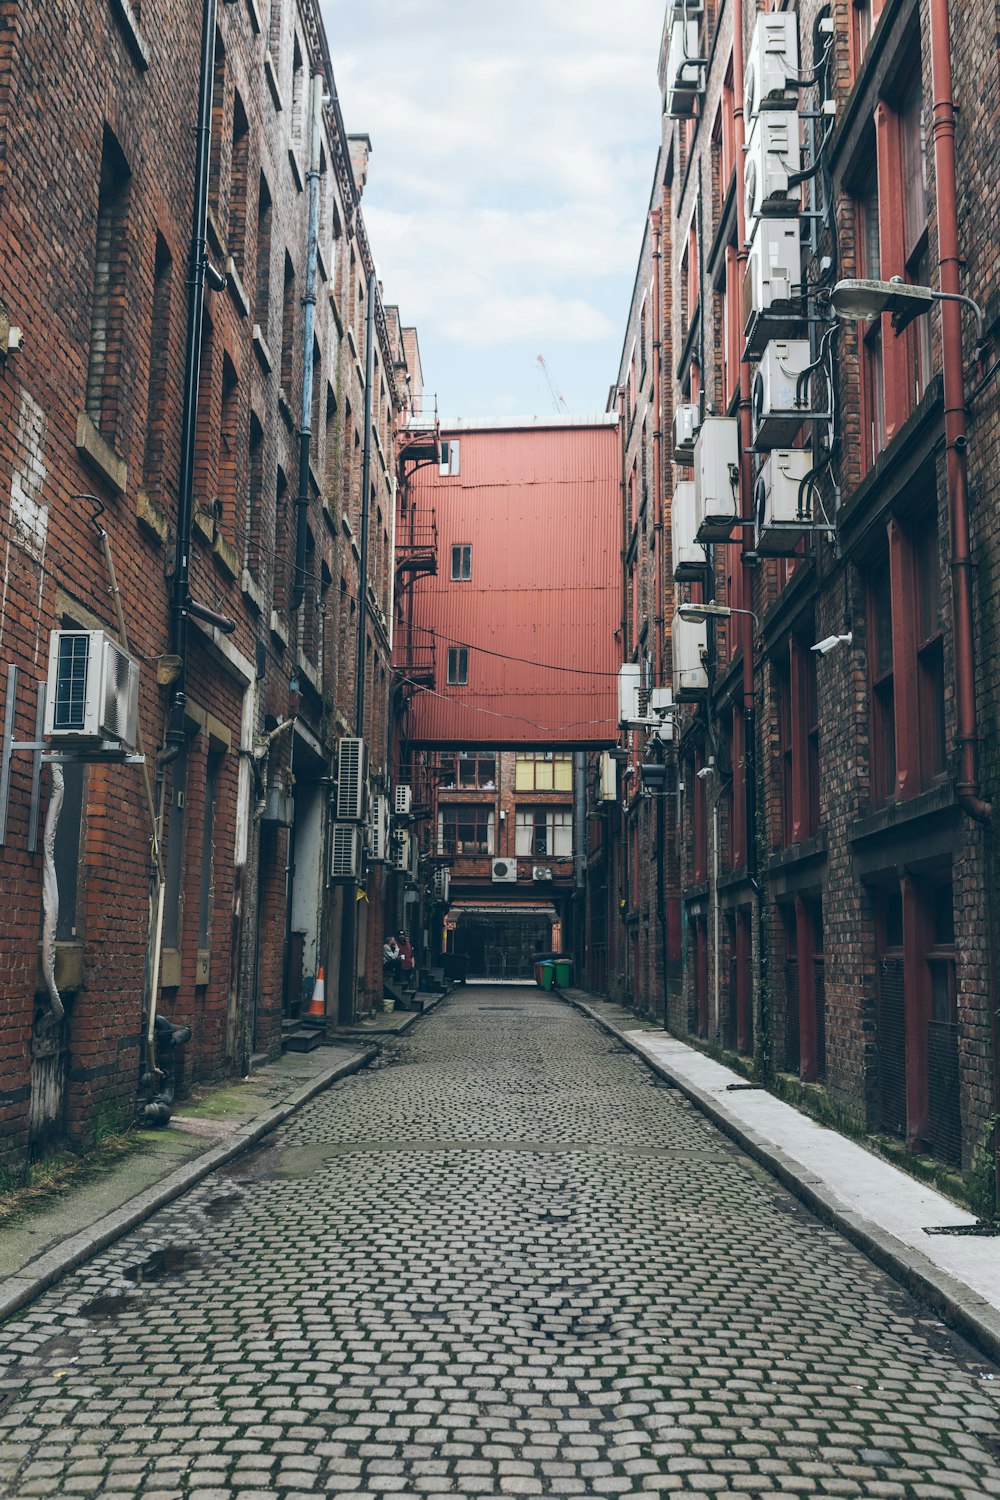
[829,276,984,343]
[678,601,759,629]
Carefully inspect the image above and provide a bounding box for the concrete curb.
[0,1045,378,1327]
[561,992,1000,1367]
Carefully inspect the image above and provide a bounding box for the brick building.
[0,0,414,1162]
[594,0,999,1200]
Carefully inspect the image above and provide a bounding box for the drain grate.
[479,1006,520,1012]
[924,1220,1000,1237]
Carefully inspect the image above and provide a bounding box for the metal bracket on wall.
[0,663,47,851]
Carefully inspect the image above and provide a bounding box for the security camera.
[696,758,716,781]
[811,631,852,655]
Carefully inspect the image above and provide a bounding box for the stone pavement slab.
[562,990,1000,1362]
[0,1041,374,1323]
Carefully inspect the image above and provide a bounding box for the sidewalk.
[0,1039,376,1325]
[562,988,1000,1364]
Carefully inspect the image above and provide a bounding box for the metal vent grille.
[784,958,799,1073]
[927,1020,962,1167]
[877,956,907,1139]
[330,824,363,881]
[336,738,367,822]
[52,634,92,732]
[395,784,412,816]
[102,640,138,743]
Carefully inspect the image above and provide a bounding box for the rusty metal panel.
[403,423,621,747]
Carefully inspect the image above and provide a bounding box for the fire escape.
[394,393,441,690]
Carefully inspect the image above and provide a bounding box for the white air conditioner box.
[532,865,554,882]
[663,18,703,116]
[618,663,641,726]
[743,219,803,359]
[751,339,813,448]
[673,402,700,464]
[754,448,814,556]
[649,686,675,743]
[392,829,411,872]
[369,791,390,862]
[744,111,801,226]
[492,858,518,884]
[394,784,412,816]
[672,613,708,701]
[330,823,366,883]
[45,629,140,750]
[744,12,799,118]
[671,479,704,581]
[694,416,739,542]
[598,751,618,802]
[335,737,368,822]
[433,866,450,902]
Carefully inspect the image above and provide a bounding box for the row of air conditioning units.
[489,859,557,884]
[617,667,676,740]
[657,0,705,118]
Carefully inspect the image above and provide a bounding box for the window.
[86,127,131,436]
[900,70,931,400]
[515,808,572,859]
[142,235,173,501]
[229,92,249,270]
[868,562,896,806]
[447,647,467,685]
[198,751,222,950]
[915,514,945,780]
[280,251,295,393]
[438,751,496,789]
[451,544,472,581]
[439,439,460,476]
[218,353,238,540]
[207,35,226,219]
[245,412,264,578]
[857,159,885,468]
[515,752,572,791]
[290,34,305,156]
[439,805,494,856]
[254,173,273,330]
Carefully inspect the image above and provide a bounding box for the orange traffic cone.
[307,966,326,1019]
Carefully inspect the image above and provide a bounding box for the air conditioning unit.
[44,629,140,750]
[335,737,368,822]
[618,663,641,726]
[532,865,554,882]
[744,111,801,226]
[369,790,390,862]
[751,339,814,448]
[743,219,803,359]
[598,751,618,802]
[394,784,412,816]
[330,823,366,883]
[433,867,450,902]
[392,829,411,872]
[671,479,704,581]
[754,448,815,556]
[649,686,675,743]
[672,612,708,700]
[694,416,739,542]
[673,403,700,464]
[663,17,703,116]
[492,858,518,884]
[744,12,799,119]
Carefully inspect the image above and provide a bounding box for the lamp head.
[829,277,933,332]
[678,602,732,624]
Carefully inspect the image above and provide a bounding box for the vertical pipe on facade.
[355,279,377,734]
[650,210,664,688]
[927,0,990,825]
[168,0,218,747]
[731,0,757,873]
[291,74,325,615]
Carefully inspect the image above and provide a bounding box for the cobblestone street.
[1,988,999,1499]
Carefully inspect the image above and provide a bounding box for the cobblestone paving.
[1,988,999,1498]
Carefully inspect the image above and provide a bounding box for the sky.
[321,0,665,421]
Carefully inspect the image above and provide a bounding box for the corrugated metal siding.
[404,425,620,746]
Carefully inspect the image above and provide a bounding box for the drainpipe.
[356,278,376,734]
[574,750,586,979]
[167,0,220,755]
[650,210,664,688]
[927,0,990,826]
[291,73,325,615]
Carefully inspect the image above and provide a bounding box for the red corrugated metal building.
[395,418,621,748]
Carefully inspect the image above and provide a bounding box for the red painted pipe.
[928,0,990,824]
[731,0,754,716]
[651,209,664,688]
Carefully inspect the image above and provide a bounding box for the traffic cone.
[306,966,326,1019]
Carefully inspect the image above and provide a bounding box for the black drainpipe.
[355,277,376,732]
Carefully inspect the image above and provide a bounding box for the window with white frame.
[447,647,468,685]
[451,543,472,580]
[439,438,460,475]
[514,751,572,791]
[515,808,573,859]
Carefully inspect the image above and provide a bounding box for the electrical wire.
[398,621,626,678]
[397,675,618,737]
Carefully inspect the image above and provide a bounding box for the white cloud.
[323,0,664,412]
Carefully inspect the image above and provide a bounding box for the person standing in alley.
[383,933,401,983]
[398,931,415,993]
